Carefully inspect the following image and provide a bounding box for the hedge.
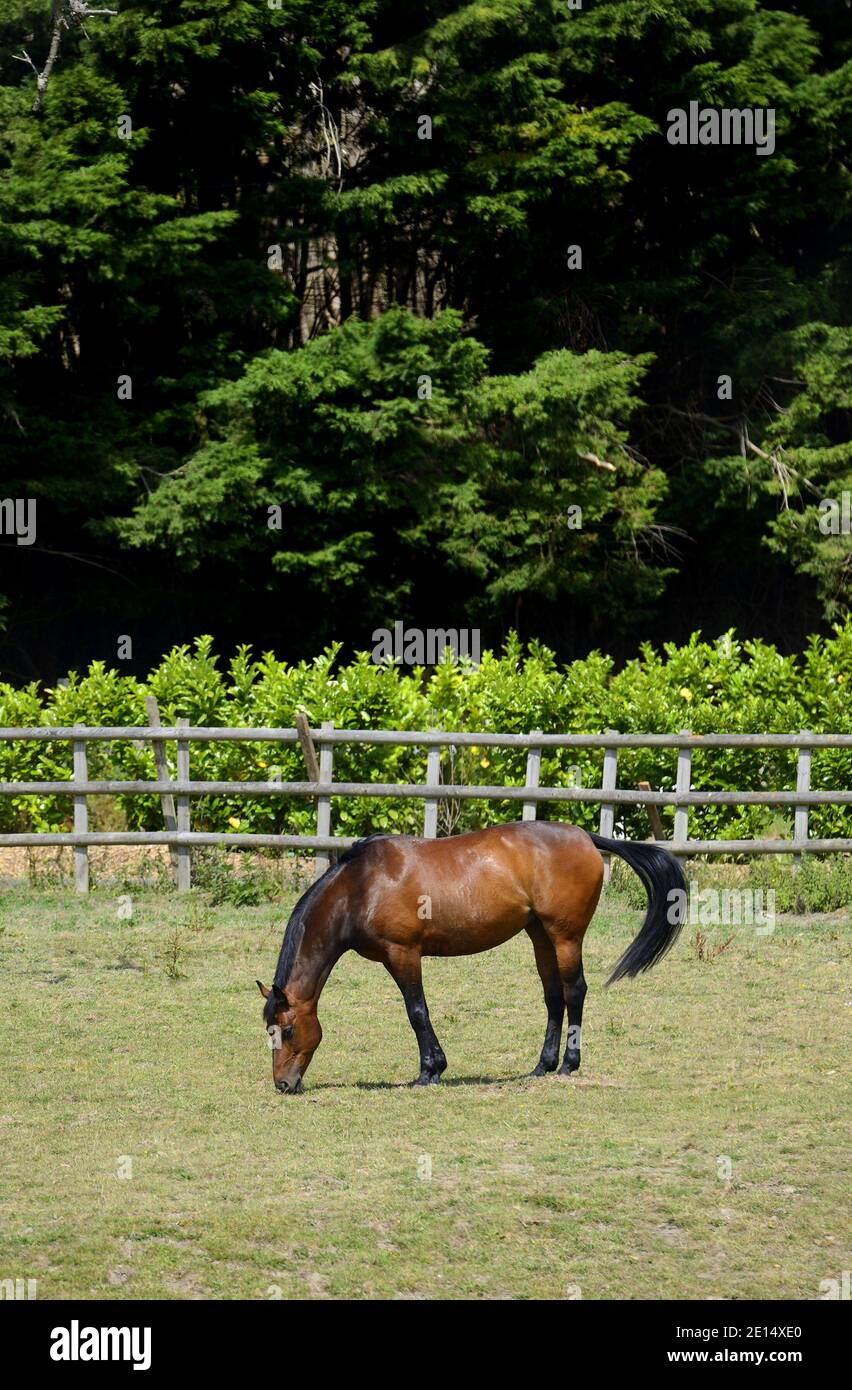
[0,624,850,844]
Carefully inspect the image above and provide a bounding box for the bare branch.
[18,0,117,114]
[68,2,118,18]
[2,404,26,434]
[660,404,822,504]
[12,49,40,77]
[632,523,690,565]
[577,451,617,473]
[309,76,344,191]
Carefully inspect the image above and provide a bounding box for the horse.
[256,820,687,1093]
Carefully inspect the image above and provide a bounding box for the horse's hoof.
[530,1062,555,1076]
[411,1073,441,1086]
[557,1064,580,1077]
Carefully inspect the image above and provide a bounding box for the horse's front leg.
[383,947,447,1085]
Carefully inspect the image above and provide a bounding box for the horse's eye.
[280,1025,294,1041]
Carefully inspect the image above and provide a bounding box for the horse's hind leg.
[536,844,600,1079]
[554,938,587,1076]
[383,946,447,1086]
[526,920,564,1075]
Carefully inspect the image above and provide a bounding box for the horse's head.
[256,981,322,1094]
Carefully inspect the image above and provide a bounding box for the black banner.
[4,1298,844,1377]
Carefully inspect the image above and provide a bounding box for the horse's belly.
[420,908,528,957]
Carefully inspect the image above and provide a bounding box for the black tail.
[588,833,688,986]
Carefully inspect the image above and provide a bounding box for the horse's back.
[345,822,603,958]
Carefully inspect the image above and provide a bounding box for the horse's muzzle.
[275,1076,303,1094]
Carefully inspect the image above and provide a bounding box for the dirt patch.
[0,844,172,886]
[0,844,314,887]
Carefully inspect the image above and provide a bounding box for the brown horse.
[257,821,687,1092]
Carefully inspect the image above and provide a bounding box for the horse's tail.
[587,833,687,986]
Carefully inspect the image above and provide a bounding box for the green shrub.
[190,847,280,907]
[731,855,852,914]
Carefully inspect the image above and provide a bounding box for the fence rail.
[0,721,849,890]
[2,727,852,747]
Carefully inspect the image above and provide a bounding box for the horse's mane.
[267,835,388,1008]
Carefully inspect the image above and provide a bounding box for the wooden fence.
[1,719,851,891]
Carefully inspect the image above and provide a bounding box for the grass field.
[0,872,849,1301]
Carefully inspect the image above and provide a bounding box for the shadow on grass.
[312,1071,537,1091]
[307,1070,621,1093]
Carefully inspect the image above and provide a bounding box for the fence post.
[673,731,692,850]
[295,712,321,785]
[794,732,811,868]
[145,696,178,885]
[522,731,542,821]
[598,731,618,880]
[638,780,665,840]
[176,717,191,892]
[313,721,334,879]
[423,738,441,838]
[73,727,89,894]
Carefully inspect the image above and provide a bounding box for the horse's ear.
[256,980,271,999]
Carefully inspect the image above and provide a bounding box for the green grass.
[0,879,849,1300]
